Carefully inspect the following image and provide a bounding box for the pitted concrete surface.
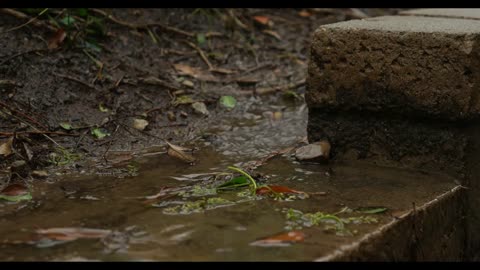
[307,9,480,261]
[400,8,480,20]
[308,15,480,120]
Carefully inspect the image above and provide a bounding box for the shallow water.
[0,98,458,261]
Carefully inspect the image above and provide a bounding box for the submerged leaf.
[250,231,305,247]
[355,207,388,214]
[166,142,196,164]
[219,96,236,110]
[216,176,250,190]
[0,184,32,202]
[256,185,307,196]
[36,228,111,241]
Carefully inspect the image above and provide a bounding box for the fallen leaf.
[48,28,67,49]
[0,137,13,157]
[256,185,307,196]
[196,33,206,46]
[91,128,110,139]
[0,184,32,202]
[295,141,330,161]
[182,80,194,88]
[173,64,218,82]
[99,103,109,113]
[211,68,235,75]
[250,231,305,247]
[166,111,176,122]
[219,96,237,110]
[253,15,270,26]
[298,10,312,17]
[59,122,73,130]
[262,30,281,40]
[60,16,76,26]
[355,207,388,214]
[133,119,149,131]
[216,176,250,190]
[173,95,195,106]
[23,142,33,161]
[191,102,209,116]
[32,170,48,178]
[166,141,196,164]
[36,228,111,241]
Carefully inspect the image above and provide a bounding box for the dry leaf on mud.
[166,141,196,164]
[253,15,271,26]
[0,137,14,157]
[262,30,281,40]
[48,28,67,49]
[173,64,219,82]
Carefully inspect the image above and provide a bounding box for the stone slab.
[400,8,480,20]
[307,15,480,120]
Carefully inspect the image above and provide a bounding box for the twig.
[0,8,56,34]
[239,79,306,96]
[0,100,48,130]
[0,131,78,137]
[0,49,47,66]
[89,8,194,37]
[137,76,182,91]
[54,73,101,91]
[0,80,22,87]
[5,110,62,148]
[184,40,214,70]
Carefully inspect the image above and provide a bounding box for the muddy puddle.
[0,99,458,261]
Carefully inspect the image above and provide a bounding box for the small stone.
[32,170,48,179]
[295,141,331,162]
[167,111,176,122]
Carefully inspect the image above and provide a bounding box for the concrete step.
[307,9,480,260]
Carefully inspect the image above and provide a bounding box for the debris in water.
[294,140,330,162]
[0,184,32,202]
[250,231,305,247]
[166,141,196,164]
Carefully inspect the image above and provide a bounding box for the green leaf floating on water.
[355,207,388,214]
[91,128,110,139]
[219,96,236,110]
[216,176,250,190]
[0,193,32,202]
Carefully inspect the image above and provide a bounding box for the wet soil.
[0,8,401,184]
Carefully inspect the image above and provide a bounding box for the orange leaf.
[250,231,305,247]
[48,28,67,50]
[0,184,29,196]
[256,185,305,195]
[253,15,270,25]
[298,10,312,17]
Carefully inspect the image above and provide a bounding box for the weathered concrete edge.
[314,186,466,261]
[399,9,480,21]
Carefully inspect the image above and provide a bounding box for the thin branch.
[89,8,194,37]
[184,40,213,70]
[54,73,101,91]
[0,131,78,137]
[0,8,56,34]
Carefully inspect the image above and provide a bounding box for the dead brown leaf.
[173,64,219,82]
[262,30,282,40]
[48,28,67,50]
[166,141,196,164]
[0,137,13,157]
[253,15,271,26]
